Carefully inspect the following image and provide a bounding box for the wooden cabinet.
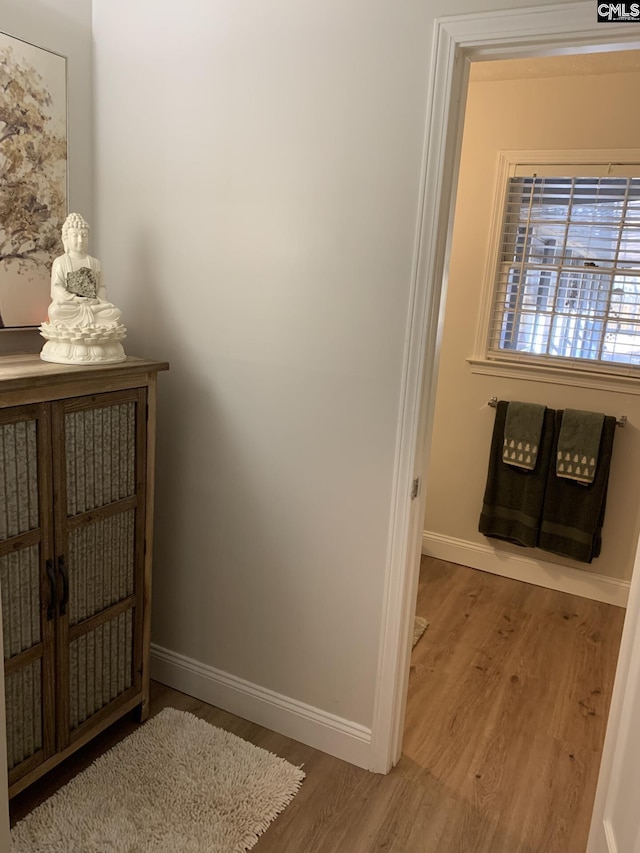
[0,355,168,797]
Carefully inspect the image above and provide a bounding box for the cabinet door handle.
[46,559,57,621]
[58,555,69,617]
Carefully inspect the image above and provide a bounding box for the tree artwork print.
[0,33,67,329]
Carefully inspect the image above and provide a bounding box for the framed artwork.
[0,31,67,330]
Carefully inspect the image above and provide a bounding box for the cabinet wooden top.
[0,354,169,396]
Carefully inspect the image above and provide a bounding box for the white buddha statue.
[40,213,127,364]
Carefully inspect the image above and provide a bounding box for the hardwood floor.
[10,557,626,852]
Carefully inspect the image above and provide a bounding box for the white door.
[588,534,640,853]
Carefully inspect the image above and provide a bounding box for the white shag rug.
[412,616,429,648]
[11,707,305,853]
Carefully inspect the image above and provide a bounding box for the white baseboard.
[603,820,619,853]
[422,531,629,608]
[150,644,372,770]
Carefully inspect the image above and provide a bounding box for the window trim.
[472,148,640,386]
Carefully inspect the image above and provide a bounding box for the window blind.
[488,173,640,369]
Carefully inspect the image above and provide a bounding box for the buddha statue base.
[39,321,127,365]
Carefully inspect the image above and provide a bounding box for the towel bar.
[487,397,627,427]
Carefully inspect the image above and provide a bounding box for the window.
[487,159,640,374]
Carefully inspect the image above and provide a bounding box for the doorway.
[370,0,640,788]
[400,45,640,848]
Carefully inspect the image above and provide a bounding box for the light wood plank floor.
[11,557,626,852]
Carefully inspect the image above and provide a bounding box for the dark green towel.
[539,412,616,563]
[556,408,604,485]
[503,401,546,471]
[479,401,555,547]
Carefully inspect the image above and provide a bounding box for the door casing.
[369,1,640,792]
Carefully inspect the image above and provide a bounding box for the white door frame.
[586,529,640,851]
[370,1,640,775]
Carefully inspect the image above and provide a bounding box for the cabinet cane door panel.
[51,389,147,747]
[0,405,56,787]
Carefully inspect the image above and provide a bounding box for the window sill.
[467,357,640,395]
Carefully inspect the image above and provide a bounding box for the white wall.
[93,0,429,728]
[424,57,640,598]
[91,0,582,751]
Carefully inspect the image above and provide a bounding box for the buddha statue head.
[61,212,90,257]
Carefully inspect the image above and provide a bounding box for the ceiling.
[471,49,640,82]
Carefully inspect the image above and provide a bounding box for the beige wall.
[424,56,640,584]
